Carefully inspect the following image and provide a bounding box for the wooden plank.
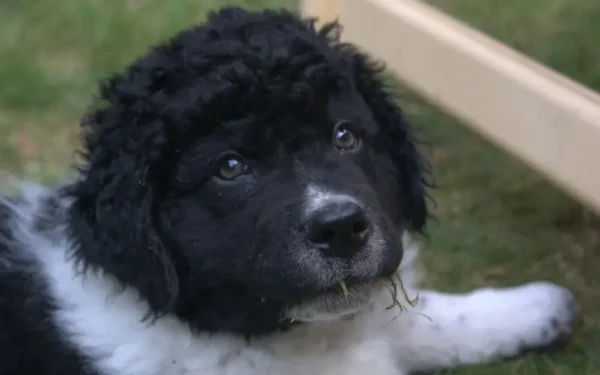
[301,0,343,28]
[328,0,600,213]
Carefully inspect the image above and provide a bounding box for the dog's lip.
[330,270,395,290]
[284,280,381,322]
[258,279,366,305]
[315,276,385,299]
[255,274,389,305]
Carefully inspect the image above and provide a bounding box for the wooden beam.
[301,0,343,28]
[308,0,600,213]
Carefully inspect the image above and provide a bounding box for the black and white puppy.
[0,7,577,375]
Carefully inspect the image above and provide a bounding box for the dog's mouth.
[284,279,385,322]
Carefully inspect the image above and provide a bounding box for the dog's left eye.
[333,121,361,152]
[215,155,248,181]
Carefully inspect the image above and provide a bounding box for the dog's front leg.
[376,282,577,373]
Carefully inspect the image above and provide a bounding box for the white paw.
[501,282,578,350]
[458,281,578,361]
[382,283,578,372]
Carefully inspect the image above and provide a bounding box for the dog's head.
[67,7,430,337]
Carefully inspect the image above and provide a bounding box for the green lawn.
[0,0,598,374]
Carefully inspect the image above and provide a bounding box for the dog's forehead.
[219,91,378,144]
[328,91,379,130]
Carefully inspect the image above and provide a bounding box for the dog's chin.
[285,282,384,322]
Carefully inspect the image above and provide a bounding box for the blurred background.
[0,0,598,373]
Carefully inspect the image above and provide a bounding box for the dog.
[0,7,578,375]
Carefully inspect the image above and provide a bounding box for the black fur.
[0,6,429,373]
[0,193,100,375]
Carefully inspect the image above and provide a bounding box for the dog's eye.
[215,155,248,181]
[333,121,361,152]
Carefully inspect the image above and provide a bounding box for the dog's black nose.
[306,200,371,257]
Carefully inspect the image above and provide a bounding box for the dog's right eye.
[333,120,361,153]
[215,155,248,181]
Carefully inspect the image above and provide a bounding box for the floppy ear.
[350,51,431,232]
[66,76,179,315]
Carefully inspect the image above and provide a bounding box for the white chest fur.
[32,235,405,375]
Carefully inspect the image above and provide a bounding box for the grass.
[0,0,598,374]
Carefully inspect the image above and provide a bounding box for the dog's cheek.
[163,192,271,272]
[339,149,402,226]
[368,153,403,223]
[159,197,225,266]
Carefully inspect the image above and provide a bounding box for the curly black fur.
[62,6,430,337]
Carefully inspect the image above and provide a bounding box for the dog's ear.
[67,75,179,315]
[351,52,431,232]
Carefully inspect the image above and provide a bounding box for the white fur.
[9,185,577,375]
[304,184,362,218]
